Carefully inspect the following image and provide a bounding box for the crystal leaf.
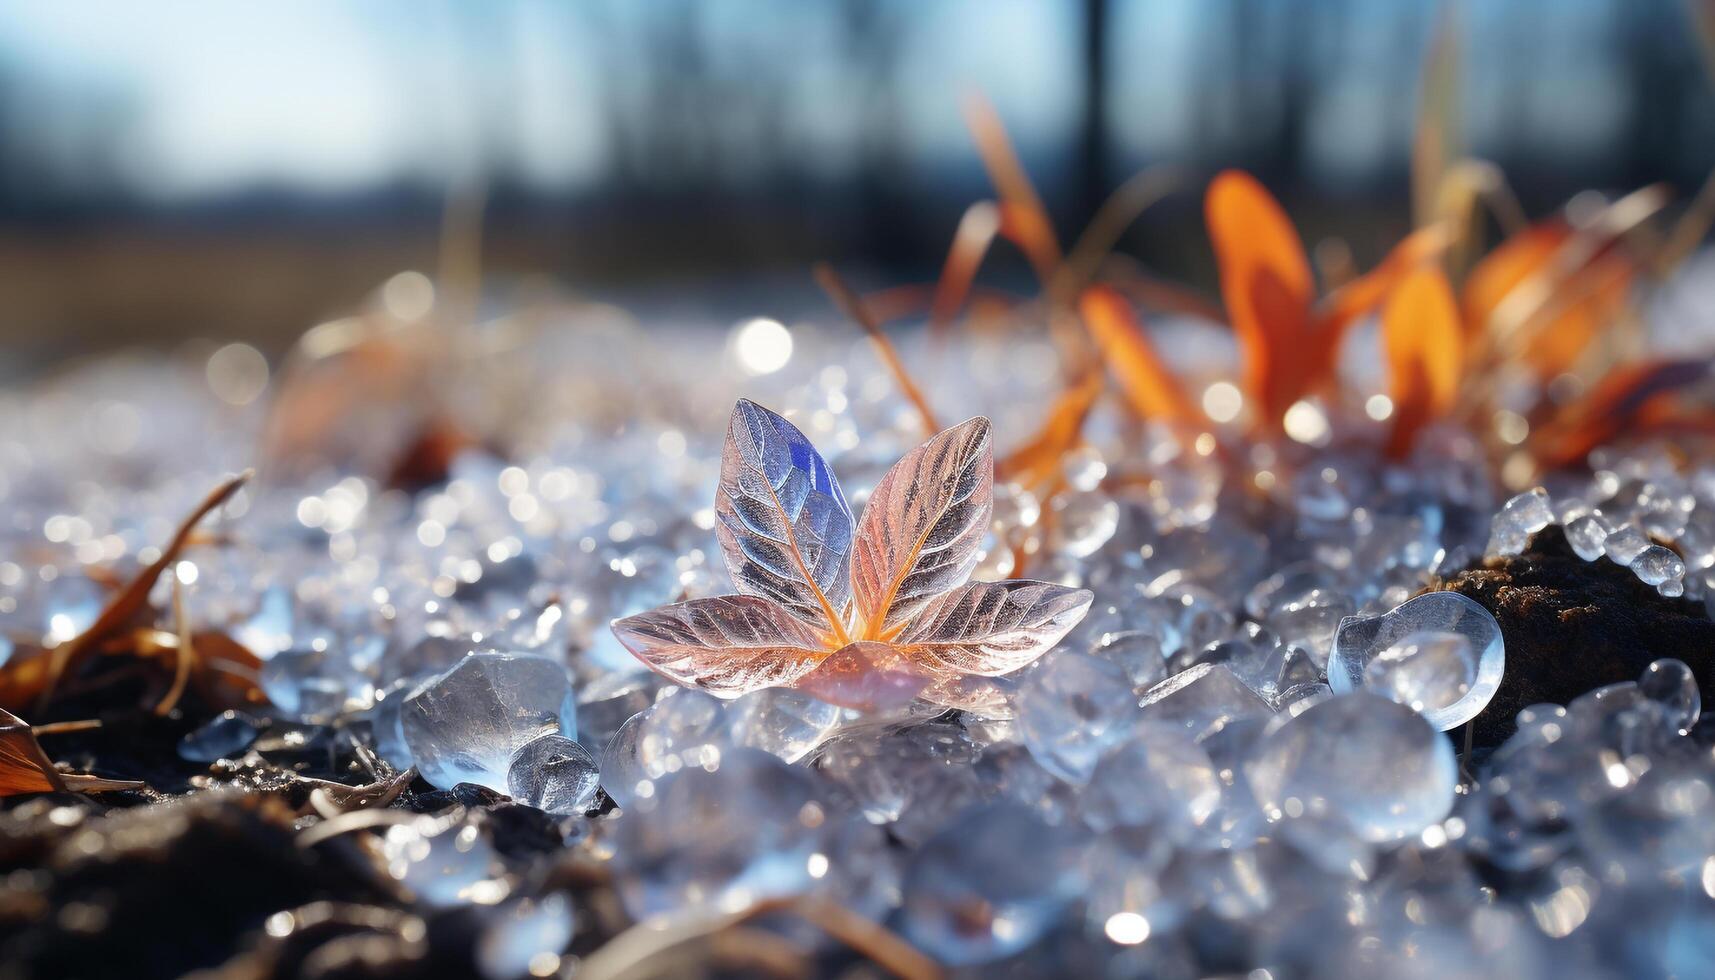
[714,399,855,633]
[894,580,1094,676]
[851,417,994,638]
[612,595,827,697]
[792,641,933,711]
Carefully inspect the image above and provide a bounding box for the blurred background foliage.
[1,0,1712,368]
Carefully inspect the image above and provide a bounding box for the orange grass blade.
[964,93,1062,282]
[1412,7,1460,230]
[1078,286,1199,424]
[1381,265,1465,458]
[1205,170,1316,423]
[815,263,942,436]
[929,201,1003,334]
[994,366,1104,488]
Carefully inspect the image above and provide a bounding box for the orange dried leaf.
[34,472,251,712]
[1078,287,1198,425]
[1318,224,1454,337]
[1382,265,1464,458]
[994,367,1103,488]
[0,707,64,795]
[1206,170,1315,422]
[1519,253,1633,380]
[0,708,141,796]
[1531,359,1712,469]
[1461,222,1570,344]
[964,93,1062,282]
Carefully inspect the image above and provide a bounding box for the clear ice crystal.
[900,804,1087,966]
[724,687,842,763]
[506,734,600,815]
[1329,590,1503,731]
[1564,514,1609,561]
[600,689,733,809]
[475,894,576,980]
[610,748,864,919]
[259,647,372,722]
[1487,488,1553,556]
[1138,662,1274,739]
[402,653,578,792]
[1361,630,1477,716]
[1245,691,1457,842]
[177,710,260,762]
[815,722,984,845]
[381,818,509,908]
[1602,523,1651,565]
[1079,723,1222,836]
[1015,652,1141,783]
[1631,545,1686,597]
[1092,630,1168,692]
[1637,657,1700,732]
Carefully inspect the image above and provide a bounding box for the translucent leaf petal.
[895,580,1094,676]
[611,596,827,698]
[792,642,932,712]
[851,417,993,638]
[715,400,855,632]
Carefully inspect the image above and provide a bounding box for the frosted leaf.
[851,417,993,637]
[715,399,855,631]
[893,580,1094,677]
[611,595,826,697]
[792,641,932,712]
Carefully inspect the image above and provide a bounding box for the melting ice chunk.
[1564,515,1610,562]
[1138,662,1274,739]
[1329,591,1503,731]
[402,653,577,792]
[1632,545,1686,598]
[1245,691,1457,843]
[507,734,600,815]
[1603,523,1651,565]
[1487,488,1553,557]
[900,804,1088,966]
[381,817,509,907]
[1015,652,1141,783]
[177,710,261,763]
[1362,630,1477,716]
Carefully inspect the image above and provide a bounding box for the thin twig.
[814,263,942,436]
[156,577,196,716]
[29,719,102,737]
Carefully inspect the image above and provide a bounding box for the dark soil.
[1436,526,1715,747]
